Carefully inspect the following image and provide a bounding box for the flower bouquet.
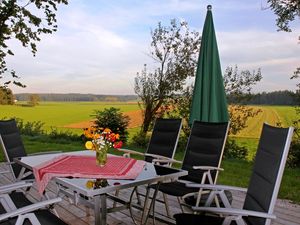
[84,127,123,166]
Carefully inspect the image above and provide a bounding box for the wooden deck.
[1,164,299,225]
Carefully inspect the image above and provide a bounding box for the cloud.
[218,28,299,92]
[5,0,300,94]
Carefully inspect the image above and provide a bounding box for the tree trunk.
[142,106,153,134]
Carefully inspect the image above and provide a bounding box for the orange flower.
[103,128,111,133]
[94,133,101,139]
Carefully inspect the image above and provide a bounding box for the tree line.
[14,93,138,102]
[0,90,296,105]
[228,90,297,105]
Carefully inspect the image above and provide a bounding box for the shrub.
[131,131,149,148]
[92,107,130,143]
[8,117,81,143]
[48,127,81,142]
[287,139,300,168]
[224,139,248,160]
[14,118,45,136]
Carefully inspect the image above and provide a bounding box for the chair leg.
[162,193,171,217]
[85,205,91,216]
[135,186,142,205]
[129,187,146,225]
[177,197,185,213]
[42,192,60,218]
[214,195,220,208]
[113,190,119,208]
[141,186,151,224]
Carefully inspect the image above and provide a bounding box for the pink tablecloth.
[33,155,146,195]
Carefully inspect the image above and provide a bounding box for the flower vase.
[96,147,108,167]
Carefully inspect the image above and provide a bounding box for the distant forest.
[227,90,297,105]
[14,90,297,105]
[15,93,138,102]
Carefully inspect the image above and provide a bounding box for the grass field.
[0,101,140,133]
[1,103,297,135]
[233,105,298,138]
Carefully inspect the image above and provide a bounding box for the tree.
[28,94,40,106]
[0,86,14,104]
[134,19,201,134]
[0,0,68,87]
[223,66,262,135]
[267,0,300,33]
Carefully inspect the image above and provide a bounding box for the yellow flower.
[86,180,94,189]
[85,141,94,150]
[115,134,120,140]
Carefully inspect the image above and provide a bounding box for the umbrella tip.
[207,5,212,10]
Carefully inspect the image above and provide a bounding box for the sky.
[6,0,300,94]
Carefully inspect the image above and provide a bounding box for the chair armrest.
[186,183,247,193]
[3,162,14,165]
[144,153,171,160]
[0,182,33,194]
[117,148,145,156]
[193,166,224,171]
[152,158,182,164]
[192,206,276,219]
[177,180,194,185]
[28,151,62,156]
[0,197,62,221]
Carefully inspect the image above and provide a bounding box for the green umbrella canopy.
[189,5,229,125]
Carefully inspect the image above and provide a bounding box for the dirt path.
[64,110,143,129]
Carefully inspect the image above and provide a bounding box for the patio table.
[14,150,187,225]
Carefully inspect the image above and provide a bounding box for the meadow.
[232,105,298,138]
[0,101,140,133]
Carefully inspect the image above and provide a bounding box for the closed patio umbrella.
[189,5,229,124]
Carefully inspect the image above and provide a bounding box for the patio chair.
[0,119,60,182]
[174,123,294,225]
[118,118,182,164]
[149,121,230,219]
[116,118,182,223]
[0,119,34,182]
[0,181,65,225]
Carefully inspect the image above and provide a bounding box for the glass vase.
[96,148,107,167]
